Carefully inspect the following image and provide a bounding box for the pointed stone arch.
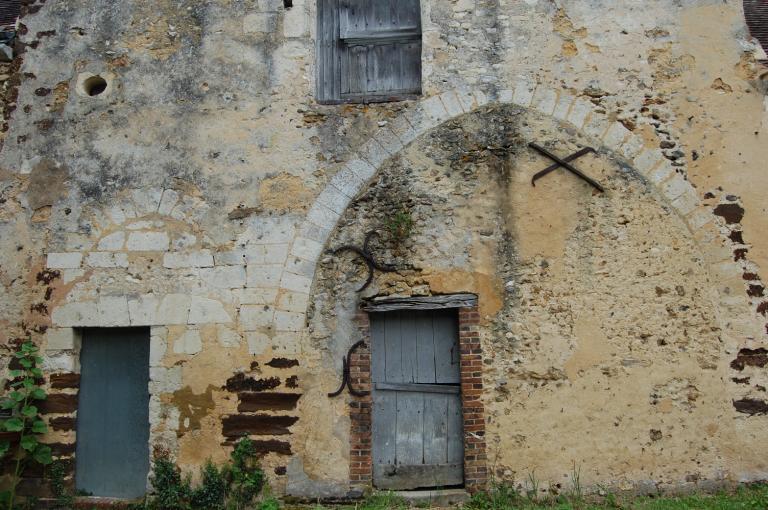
[279,82,758,340]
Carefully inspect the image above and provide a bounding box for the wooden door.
[75,328,151,499]
[371,309,463,490]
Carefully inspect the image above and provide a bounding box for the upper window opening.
[744,0,768,62]
[317,0,422,104]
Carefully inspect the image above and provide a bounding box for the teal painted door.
[371,310,464,490]
[75,328,151,499]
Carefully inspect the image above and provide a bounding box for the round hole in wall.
[83,75,108,96]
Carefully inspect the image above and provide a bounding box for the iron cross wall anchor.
[332,230,397,292]
[529,142,604,192]
[327,340,370,398]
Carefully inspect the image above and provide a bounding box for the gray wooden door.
[75,328,151,499]
[371,310,463,490]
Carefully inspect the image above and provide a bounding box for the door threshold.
[391,488,470,506]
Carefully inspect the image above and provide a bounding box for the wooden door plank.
[415,310,436,383]
[372,390,397,466]
[373,463,464,490]
[375,382,459,394]
[423,394,448,465]
[371,315,385,383]
[395,392,424,466]
[434,311,460,384]
[384,311,403,382]
[447,393,464,464]
[400,311,417,383]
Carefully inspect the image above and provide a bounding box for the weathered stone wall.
[0,0,766,500]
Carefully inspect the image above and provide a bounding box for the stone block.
[127,232,169,252]
[214,249,248,266]
[316,186,350,215]
[158,189,180,216]
[188,296,231,324]
[306,203,340,231]
[374,127,404,155]
[299,222,331,244]
[274,310,305,331]
[246,244,290,266]
[149,366,182,393]
[583,113,609,140]
[157,294,191,325]
[418,94,451,124]
[281,272,312,293]
[52,301,98,327]
[244,217,296,245]
[661,175,691,201]
[359,137,390,168]
[619,134,645,160]
[174,329,202,355]
[497,88,514,103]
[532,87,557,116]
[128,294,160,325]
[46,328,80,351]
[47,252,82,269]
[244,13,275,33]
[200,266,247,289]
[455,87,478,111]
[345,159,376,183]
[552,93,574,121]
[86,252,129,268]
[42,352,77,373]
[97,231,125,251]
[511,79,536,107]
[471,88,489,108]
[163,250,214,268]
[241,304,275,330]
[438,90,464,117]
[331,167,365,199]
[96,296,130,326]
[132,188,163,215]
[149,327,167,366]
[232,288,278,307]
[686,208,713,231]
[284,257,316,278]
[246,264,283,288]
[246,332,270,355]
[217,325,241,347]
[602,122,630,149]
[566,98,592,128]
[671,188,700,216]
[271,332,300,354]
[648,161,674,185]
[633,149,663,176]
[283,6,307,37]
[277,291,309,313]
[290,237,324,262]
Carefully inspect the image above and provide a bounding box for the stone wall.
[0,0,766,500]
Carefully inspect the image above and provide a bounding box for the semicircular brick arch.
[279,82,758,343]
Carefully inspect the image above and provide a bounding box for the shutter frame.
[318,0,422,104]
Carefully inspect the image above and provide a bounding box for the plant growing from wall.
[0,340,53,510]
[384,207,414,245]
[143,438,266,510]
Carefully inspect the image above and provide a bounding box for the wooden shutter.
[745,0,768,61]
[317,0,422,103]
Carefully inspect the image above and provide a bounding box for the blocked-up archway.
[286,84,768,496]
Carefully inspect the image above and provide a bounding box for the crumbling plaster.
[0,0,766,499]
